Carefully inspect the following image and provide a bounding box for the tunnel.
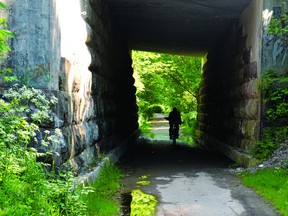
[2,0,287,172]
[105,0,261,168]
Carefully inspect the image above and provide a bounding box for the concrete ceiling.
[106,0,252,55]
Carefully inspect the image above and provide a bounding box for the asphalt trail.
[117,115,280,216]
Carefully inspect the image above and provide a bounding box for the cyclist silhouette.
[165,107,182,140]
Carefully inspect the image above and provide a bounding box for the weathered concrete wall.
[1,0,60,89]
[2,0,138,174]
[196,0,262,167]
[262,0,288,72]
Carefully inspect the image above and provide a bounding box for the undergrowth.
[254,70,288,160]
[81,163,124,216]
[0,85,88,215]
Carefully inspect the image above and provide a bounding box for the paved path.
[149,113,171,141]
[118,115,280,216]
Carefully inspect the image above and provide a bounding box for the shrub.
[255,70,288,160]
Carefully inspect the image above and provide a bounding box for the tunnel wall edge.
[196,0,262,167]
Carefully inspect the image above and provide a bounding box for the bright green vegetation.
[0,2,14,59]
[0,4,89,214]
[131,189,158,216]
[254,70,288,160]
[0,2,16,83]
[81,163,124,216]
[241,169,288,216]
[248,16,288,216]
[0,84,124,215]
[268,3,288,45]
[0,3,126,215]
[0,85,89,215]
[132,51,202,144]
[254,8,288,160]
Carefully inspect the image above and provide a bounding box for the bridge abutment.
[196,1,262,166]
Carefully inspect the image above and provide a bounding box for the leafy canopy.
[132,50,202,142]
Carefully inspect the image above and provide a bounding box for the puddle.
[136,174,151,186]
[119,192,132,216]
[119,190,158,216]
[119,174,157,216]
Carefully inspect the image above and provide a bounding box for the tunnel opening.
[105,0,262,166]
[131,50,203,146]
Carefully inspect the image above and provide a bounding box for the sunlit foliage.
[132,51,202,140]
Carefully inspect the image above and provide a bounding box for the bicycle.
[171,123,179,145]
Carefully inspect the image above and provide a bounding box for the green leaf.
[0,2,7,10]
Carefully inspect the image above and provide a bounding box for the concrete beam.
[107,0,252,54]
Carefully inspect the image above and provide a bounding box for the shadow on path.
[121,139,232,170]
[117,139,280,216]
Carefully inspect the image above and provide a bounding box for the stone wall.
[2,0,138,174]
[196,0,262,167]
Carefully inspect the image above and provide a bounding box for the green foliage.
[0,3,93,215]
[132,51,202,141]
[268,13,288,44]
[254,70,288,160]
[0,86,88,215]
[259,70,288,124]
[241,168,288,216]
[0,3,14,60]
[0,1,16,82]
[82,163,124,216]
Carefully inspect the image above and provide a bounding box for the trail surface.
[118,115,280,216]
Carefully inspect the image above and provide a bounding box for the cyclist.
[166,107,182,140]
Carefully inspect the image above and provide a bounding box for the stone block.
[230,99,259,120]
[240,139,255,153]
[72,93,95,124]
[241,119,260,140]
[53,91,72,126]
[70,156,84,175]
[60,58,71,92]
[79,145,98,171]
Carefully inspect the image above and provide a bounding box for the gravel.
[232,142,288,173]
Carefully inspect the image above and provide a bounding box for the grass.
[82,163,124,216]
[241,168,288,216]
